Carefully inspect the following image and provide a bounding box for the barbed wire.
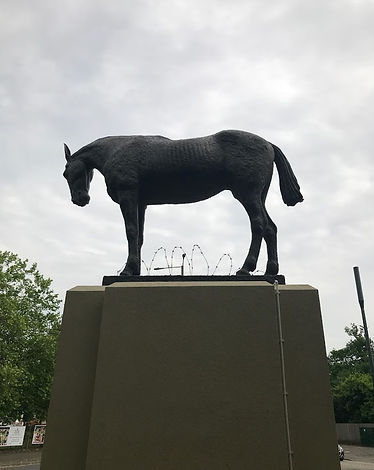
[117,246,171,275]
[170,246,192,273]
[190,244,210,275]
[117,244,236,276]
[212,253,233,275]
[148,247,171,274]
[141,259,151,275]
[148,244,232,275]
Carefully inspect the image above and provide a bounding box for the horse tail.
[271,143,303,206]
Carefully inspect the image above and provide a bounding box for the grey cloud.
[1,0,374,351]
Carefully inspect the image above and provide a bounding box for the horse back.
[94,130,270,167]
[99,131,274,203]
[138,135,227,204]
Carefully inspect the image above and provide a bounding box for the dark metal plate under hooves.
[102,274,286,286]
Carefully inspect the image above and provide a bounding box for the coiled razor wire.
[145,246,171,274]
[212,253,233,275]
[170,246,192,273]
[118,244,234,276]
[190,244,210,275]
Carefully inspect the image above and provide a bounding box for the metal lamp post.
[353,266,374,390]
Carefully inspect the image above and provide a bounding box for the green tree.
[0,251,61,422]
[328,324,374,422]
[333,373,374,423]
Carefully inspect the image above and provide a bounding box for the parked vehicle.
[338,444,344,461]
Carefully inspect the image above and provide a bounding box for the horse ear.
[64,143,72,161]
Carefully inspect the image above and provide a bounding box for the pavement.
[0,466,39,470]
[341,445,374,470]
[0,450,41,469]
[0,444,373,469]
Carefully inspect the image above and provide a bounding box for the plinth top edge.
[67,283,317,292]
[68,286,106,292]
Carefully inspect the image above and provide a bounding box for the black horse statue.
[63,130,303,276]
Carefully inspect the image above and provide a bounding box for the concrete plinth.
[41,281,339,470]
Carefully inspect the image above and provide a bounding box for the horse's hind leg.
[264,210,279,275]
[233,190,267,275]
[260,178,279,275]
[138,203,147,264]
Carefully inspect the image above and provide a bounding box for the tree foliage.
[328,324,374,422]
[0,251,61,422]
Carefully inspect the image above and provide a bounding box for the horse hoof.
[119,268,137,276]
[265,261,279,275]
[236,268,250,276]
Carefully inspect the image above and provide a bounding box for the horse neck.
[77,148,107,175]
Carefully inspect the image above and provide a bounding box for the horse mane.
[72,142,96,159]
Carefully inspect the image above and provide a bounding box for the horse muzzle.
[72,193,90,207]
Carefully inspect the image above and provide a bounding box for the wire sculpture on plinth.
[117,245,234,276]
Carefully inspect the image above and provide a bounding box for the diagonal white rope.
[274,280,294,470]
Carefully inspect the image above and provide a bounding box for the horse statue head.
[63,144,93,207]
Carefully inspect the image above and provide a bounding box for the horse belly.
[141,173,226,205]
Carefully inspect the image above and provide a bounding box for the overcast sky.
[1,0,373,351]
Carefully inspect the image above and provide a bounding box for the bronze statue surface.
[63,130,303,276]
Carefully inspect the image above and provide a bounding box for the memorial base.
[41,281,339,470]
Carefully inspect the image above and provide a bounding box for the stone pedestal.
[41,281,340,470]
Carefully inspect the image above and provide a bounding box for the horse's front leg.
[118,190,140,276]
